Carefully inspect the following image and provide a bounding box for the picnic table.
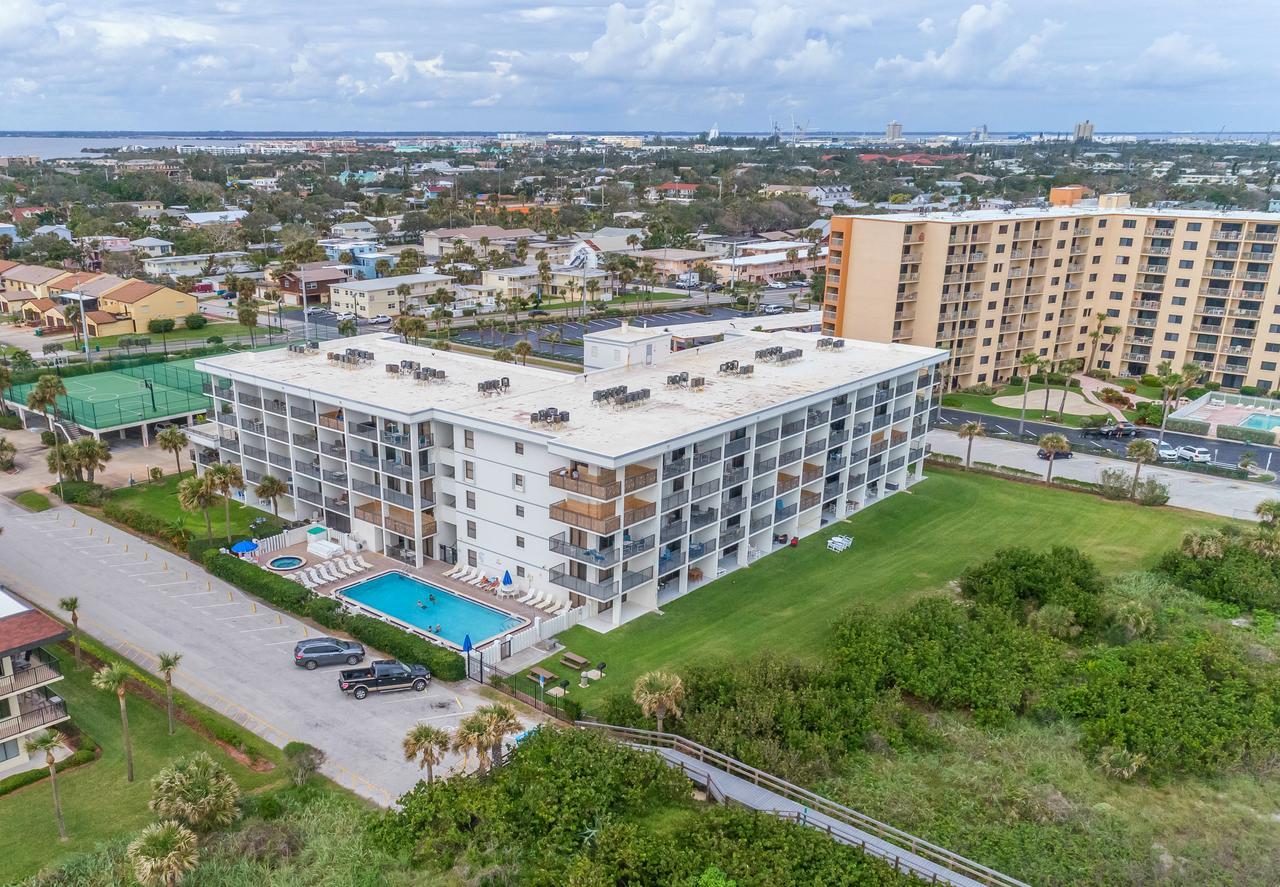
[528,666,558,684]
[560,652,589,670]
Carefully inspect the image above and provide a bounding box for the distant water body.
[0,136,249,160]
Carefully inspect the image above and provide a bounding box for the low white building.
[327,272,456,318]
[142,251,251,279]
[196,325,943,632]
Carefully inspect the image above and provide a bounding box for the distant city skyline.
[2,1,1273,132]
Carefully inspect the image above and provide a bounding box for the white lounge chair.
[343,555,365,573]
[298,574,318,591]
[550,600,568,615]
[538,597,560,612]
[304,567,326,585]
[453,566,475,584]
[356,555,375,571]
[468,572,489,587]
[316,563,341,583]
[328,560,354,578]
[517,588,537,603]
[525,592,545,609]
[443,563,463,578]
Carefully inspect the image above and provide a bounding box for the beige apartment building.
[823,193,1280,391]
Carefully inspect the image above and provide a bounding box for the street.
[0,500,535,806]
[939,407,1280,482]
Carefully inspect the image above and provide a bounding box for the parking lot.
[0,500,535,806]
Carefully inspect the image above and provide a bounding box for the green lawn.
[0,643,285,881]
[14,490,52,512]
[108,471,281,540]
[942,382,1137,428]
[535,469,1224,708]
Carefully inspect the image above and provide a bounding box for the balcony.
[690,508,718,530]
[692,447,722,469]
[775,502,798,521]
[856,395,874,410]
[348,420,378,439]
[803,439,825,457]
[781,419,805,437]
[353,503,381,525]
[551,534,621,567]
[292,433,318,450]
[549,567,616,601]
[238,393,262,409]
[722,466,748,486]
[749,514,772,534]
[801,463,823,483]
[352,479,380,498]
[756,427,781,445]
[239,418,264,436]
[385,515,423,537]
[778,447,801,467]
[751,485,776,505]
[625,465,658,492]
[691,478,721,500]
[264,425,288,443]
[318,412,343,431]
[622,567,654,592]
[384,487,416,509]
[551,500,620,534]
[660,520,688,542]
[777,473,799,494]
[753,455,777,474]
[268,452,290,469]
[219,437,240,453]
[662,489,690,512]
[320,441,346,459]
[290,406,316,423]
[243,444,267,461]
[548,468,621,500]
[663,457,690,476]
[725,437,751,457]
[0,650,62,695]
[382,460,414,480]
[296,487,321,505]
[721,496,746,516]
[719,526,745,546]
[799,491,821,511]
[0,697,69,742]
[823,481,843,500]
[622,497,656,525]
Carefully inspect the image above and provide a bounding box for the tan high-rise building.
[823,196,1280,391]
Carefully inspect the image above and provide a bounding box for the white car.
[761,304,785,315]
[766,281,789,290]
[1156,443,1179,461]
[368,314,392,325]
[304,306,330,316]
[334,312,356,322]
[1175,445,1211,463]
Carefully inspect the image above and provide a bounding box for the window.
[990,282,999,292]
[1059,221,1069,230]
[998,224,1008,234]
[1266,343,1280,353]
[516,565,526,578]
[995,243,1006,253]
[1095,237,1104,247]
[1098,219,1107,228]
[1122,219,1137,229]
[1115,256,1130,265]
[512,473,525,491]
[1164,332,1179,341]
[1119,237,1133,247]
[467,550,477,567]
[465,491,476,509]
[466,520,477,539]
[464,460,475,481]
[992,263,1003,272]
[1111,273,1126,282]
[1091,256,1101,265]
[1172,296,1186,305]
[464,430,474,449]
[1168,314,1183,324]
[1182,241,1198,251]
[1053,258,1063,268]
[984,319,994,328]
[515,535,525,548]
[1271,324,1280,334]
[515,504,525,517]
[1041,331,1051,339]
[1187,222,1202,231]
[0,738,18,763]
[987,301,997,310]
[1109,291,1123,301]
[514,441,524,455]
[1178,259,1194,269]
[982,337,992,346]
[1161,350,1176,359]
[1056,239,1066,249]
[979,355,990,365]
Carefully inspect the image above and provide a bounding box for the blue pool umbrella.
[462,634,473,653]
[230,540,259,553]
[502,570,512,586]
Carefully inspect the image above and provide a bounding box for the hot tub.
[268,555,305,572]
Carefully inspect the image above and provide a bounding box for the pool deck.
[260,541,549,647]
[1182,400,1280,434]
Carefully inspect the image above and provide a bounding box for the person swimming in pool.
[417,600,425,609]
[428,594,436,604]
[435,624,442,634]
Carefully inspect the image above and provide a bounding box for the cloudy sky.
[1,0,1270,132]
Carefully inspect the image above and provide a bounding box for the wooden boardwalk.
[579,723,1029,887]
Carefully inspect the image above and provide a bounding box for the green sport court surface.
[8,360,213,431]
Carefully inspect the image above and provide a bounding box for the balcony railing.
[781,419,805,437]
[548,469,621,500]
[551,534,621,567]
[662,489,690,512]
[0,651,61,696]
[722,466,748,486]
[778,447,802,467]
[690,509,718,530]
[243,444,267,461]
[0,699,68,742]
[318,413,343,430]
[753,456,777,474]
[290,406,316,423]
[777,474,799,494]
[756,427,781,445]
[663,457,690,476]
[775,503,798,521]
[750,514,772,533]
[623,500,657,525]
[721,496,746,516]
[622,567,653,592]
[692,448,722,470]
[751,485,775,505]
[719,526,745,546]
[296,487,321,505]
[691,478,721,500]
[382,460,414,480]
[348,421,378,439]
[725,437,750,457]
[625,467,658,492]
[550,501,620,535]
[660,520,688,543]
[352,504,380,525]
[320,441,346,458]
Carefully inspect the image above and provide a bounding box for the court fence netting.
[7,367,213,430]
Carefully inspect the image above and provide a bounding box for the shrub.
[1096,467,1132,500]
[963,383,999,396]
[959,546,1107,630]
[183,313,207,330]
[1158,545,1280,611]
[202,553,464,680]
[1052,476,1101,493]
[0,415,20,430]
[1130,401,1163,425]
[40,430,56,447]
[996,465,1039,479]
[1217,424,1276,446]
[1239,385,1259,397]
[283,742,326,787]
[1057,637,1280,776]
[1140,374,1162,388]
[1165,418,1209,435]
[1205,381,1222,391]
[1086,368,1110,380]
[929,452,962,465]
[55,480,105,505]
[0,733,97,797]
[1097,388,1133,408]
[150,751,241,831]
[1133,477,1170,506]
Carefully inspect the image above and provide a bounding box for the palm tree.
[24,730,68,840]
[1037,433,1070,483]
[27,374,67,495]
[1255,499,1280,527]
[73,437,111,483]
[1239,451,1258,474]
[156,426,189,477]
[127,821,199,887]
[1156,363,1204,446]
[513,340,532,365]
[452,714,490,775]
[176,473,218,541]
[1182,529,1224,559]
[254,474,287,517]
[632,671,685,734]
[402,723,451,784]
[958,420,985,467]
[1126,439,1157,498]
[1038,357,1055,413]
[157,652,183,736]
[92,663,135,781]
[149,751,240,831]
[1085,312,1110,372]
[1056,358,1082,421]
[208,463,244,543]
[337,318,357,337]
[476,702,521,769]
[1014,352,1040,438]
[543,330,561,356]
[0,435,14,471]
[59,596,81,666]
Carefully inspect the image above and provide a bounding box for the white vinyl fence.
[500,606,584,659]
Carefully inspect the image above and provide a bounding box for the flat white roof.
[713,247,828,267]
[331,272,454,292]
[199,330,941,462]
[843,206,1280,224]
[0,587,30,620]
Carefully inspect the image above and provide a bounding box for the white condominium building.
[195,326,943,628]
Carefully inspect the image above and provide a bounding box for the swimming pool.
[339,572,525,649]
[1241,413,1280,431]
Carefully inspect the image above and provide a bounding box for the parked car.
[294,637,365,670]
[1098,421,1141,438]
[1037,448,1072,460]
[334,312,356,322]
[528,309,550,318]
[368,314,392,325]
[338,660,430,699]
[1156,443,1179,461]
[761,304,785,315]
[766,281,789,290]
[1176,445,1212,463]
[304,306,330,316]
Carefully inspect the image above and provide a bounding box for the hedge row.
[0,415,21,431]
[202,552,465,680]
[56,480,106,506]
[102,500,189,547]
[1165,418,1210,436]
[1052,476,1103,493]
[1216,424,1277,446]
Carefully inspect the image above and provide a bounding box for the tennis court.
[9,361,213,430]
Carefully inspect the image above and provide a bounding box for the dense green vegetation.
[105,471,280,544]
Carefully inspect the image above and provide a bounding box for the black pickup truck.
[338,660,430,699]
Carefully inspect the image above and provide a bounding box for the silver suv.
[293,637,365,670]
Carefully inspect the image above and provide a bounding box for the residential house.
[646,182,700,202]
[617,248,713,280]
[0,587,70,777]
[93,280,197,335]
[327,272,456,318]
[0,264,69,299]
[129,237,174,257]
[711,246,827,284]
[422,225,538,258]
[271,264,350,308]
[181,209,248,228]
[330,220,378,239]
[31,225,71,242]
[143,251,250,279]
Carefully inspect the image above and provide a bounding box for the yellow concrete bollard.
[163,561,169,572]
[303,626,308,637]
[250,602,257,614]
[276,613,282,625]
[206,579,211,591]
[87,527,93,536]
[144,551,149,561]
[227,590,233,602]
[124,543,129,553]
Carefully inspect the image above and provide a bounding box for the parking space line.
[121,568,169,577]
[215,614,262,621]
[240,625,294,633]
[264,639,298,646]
[193,602,240,610]
[173,591,218,598]
[143,580,196,588]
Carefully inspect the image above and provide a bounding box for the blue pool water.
[1241,413,1280,431]
[341,572,524,648]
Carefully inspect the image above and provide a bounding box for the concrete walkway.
[1074,373,1129,420]
[929,429,1270,522]
[0,500,535,806]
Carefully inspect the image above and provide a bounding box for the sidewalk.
[928,429,1270,522]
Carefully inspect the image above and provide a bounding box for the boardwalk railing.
[578,722,1029,887]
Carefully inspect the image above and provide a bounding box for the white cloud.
[874,2,1012,82]
[470,93,502,107]
[917,17,934,34]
